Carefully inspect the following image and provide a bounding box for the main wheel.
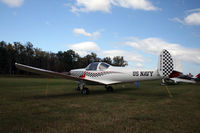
[76,87,80,91]
[106,86,113,92]
[81,87,90,95]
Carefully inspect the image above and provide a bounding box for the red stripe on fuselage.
[79,71,86,78]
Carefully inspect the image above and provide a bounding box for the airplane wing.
[15,63,79,80]
[15,63,108,85]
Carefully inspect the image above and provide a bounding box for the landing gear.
[161,79,166,86]
[75,87,80,91]
[81,87,90,95]
[105,86,113,92]
[77,82,90,95]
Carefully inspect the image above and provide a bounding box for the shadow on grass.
[129,92,179,98]
[23,87,138,100]
[22,86,177,100]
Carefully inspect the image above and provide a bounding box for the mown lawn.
[0,77,200,133]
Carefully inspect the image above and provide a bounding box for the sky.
[0,0,200,75]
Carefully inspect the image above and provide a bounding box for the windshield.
[86,62,99,70]
[86,62,110,71]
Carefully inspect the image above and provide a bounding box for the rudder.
[158,49,174,78]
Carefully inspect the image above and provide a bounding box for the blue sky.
[0,0,200,75]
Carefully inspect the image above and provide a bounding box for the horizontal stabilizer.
[171,78,196,84]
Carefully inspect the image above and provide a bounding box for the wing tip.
[15,62,20,66]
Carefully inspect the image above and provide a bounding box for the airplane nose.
[70,70,77,76]
[69,70,72,75]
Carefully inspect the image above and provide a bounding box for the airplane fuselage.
[70,66,162,85]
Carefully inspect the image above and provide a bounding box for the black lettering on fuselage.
[133,71,139,76]
[140,71,154,76]
[149,71,153,76]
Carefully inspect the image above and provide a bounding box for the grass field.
[0,77,200,133]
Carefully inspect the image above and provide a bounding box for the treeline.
[0,41,128,75]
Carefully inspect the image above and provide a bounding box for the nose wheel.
[77,82,90,95]
[81,87,90,95]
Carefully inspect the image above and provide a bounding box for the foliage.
[0,41,128,74]
[113,56,128,67]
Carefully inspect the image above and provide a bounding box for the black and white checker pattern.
[72,71,85,77]
[86,71,118,78]
[162,50,173,77]
[71,71,119,78]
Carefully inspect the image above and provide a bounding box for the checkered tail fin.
[158,49,174,78]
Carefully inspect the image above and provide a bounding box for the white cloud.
[69,41,100,56]
[102,49,144,62]
[74,28,91,37]
[186,8,200,13]
[73,28,100,39]
[184,12,200,26]
[171,8,200,26]
[136,63,143,68]
[74,0,113,13]
[124,37,200,64]
[68,41,145,63]
[170,17,184,24]
[116,0,158,11]
[69,0,158,14]
[0,0,24,7]
[67,41,145,64]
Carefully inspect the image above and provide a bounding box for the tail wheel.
[81,87,90,95]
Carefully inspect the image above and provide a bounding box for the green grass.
[0,77,200,133]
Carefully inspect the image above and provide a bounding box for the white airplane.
[164,73,200,84]
[15,49,179,94]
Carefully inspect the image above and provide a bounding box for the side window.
[99,63,109,71]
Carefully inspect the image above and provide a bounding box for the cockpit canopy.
[85,62,110,71]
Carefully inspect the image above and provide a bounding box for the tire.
[81,87,89,95]
[106,86,113,92]
[76,87,80,91]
